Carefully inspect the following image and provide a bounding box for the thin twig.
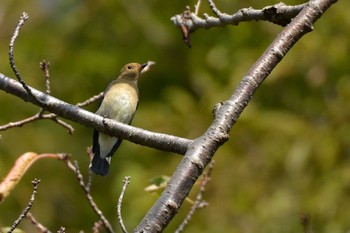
[0,114,41,131]
[63,158,114,233]
[194,0,201,16]
[1,51,76,133]
[76,92,103,108]
[207,0,227,18]
[26,212,52,233]
[117,176,131,233]
[85,170,93,193]
[74,161,114,233]
[48,116,75,134]
[9,12,29,85]
[38,60,75,133]
[9,12,42,104]
[8,179,41,233]
[40,60,51,95]
[85,147,94,192]
[175,161,214,233]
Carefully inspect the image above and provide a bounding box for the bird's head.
[118,63,147,81]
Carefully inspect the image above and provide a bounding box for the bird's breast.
[98,83,139,123]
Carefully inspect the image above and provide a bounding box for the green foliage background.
[0,0,350,232]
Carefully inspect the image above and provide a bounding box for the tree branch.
[0,111,75,134]
[135,0,338,231]
[26,212,52,233]
[117,176,131,233]
[9,12,45,106]
[9,13,30,92]
[0,90,103,133]
[175,161,213,233]
[64,159,115,233]
[0,73,191,155]
[171,2,306,31]
[8,179,41,233]
[1,54,77,133]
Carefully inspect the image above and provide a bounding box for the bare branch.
[76,92,103,108]
[38,60,74,133]
[0,73,192,155]
[117,176,131,233]
[85,147,94,192]
[9,12,29,85]
[39,60,51,94]
[171,2,306,42]
[207,0,228,18]
[9,12,44,105]
[63,159,114,233]
[47,115,75,134]
[5,13,77,133]
[0,112,73,134]
[194,0,201,16]
[0,89,103,133]
[1,55,76,133]
[1,59,110,134]
[136,0,338,231]
[85,171,93,193]
[175,161,214,233]
[0,114,43,131]
[8,179,40,233]
[26,212,52,233]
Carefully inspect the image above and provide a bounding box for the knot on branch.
[263,4,291,26]
[176,6,193,48]
[262,3,305,26]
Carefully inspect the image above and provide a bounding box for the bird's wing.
[92,129,100,155]
[107,138,123,157]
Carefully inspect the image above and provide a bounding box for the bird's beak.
[140,63,148,71]
[140,61,156,74]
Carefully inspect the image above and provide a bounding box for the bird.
[90,62,147,176]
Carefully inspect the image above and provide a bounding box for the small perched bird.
[90,63,147,176]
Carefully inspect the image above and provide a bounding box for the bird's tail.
[89,155,111,176]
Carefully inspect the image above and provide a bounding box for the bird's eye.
[127,65,133,69]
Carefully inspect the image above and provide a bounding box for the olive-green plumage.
[90,63,147,176]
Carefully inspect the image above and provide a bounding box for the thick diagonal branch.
[135,0,337,232]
